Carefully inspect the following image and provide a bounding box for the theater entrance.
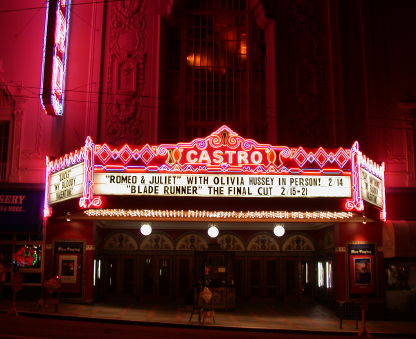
[248,257,279,299]
[141,255,173,302]
[283,257,314,300]
[99,255,138,301]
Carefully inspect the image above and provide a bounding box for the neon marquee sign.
[44,126,386,219]
[40,0,71,116]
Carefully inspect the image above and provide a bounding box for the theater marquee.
[45,126,386,220]
[93,173,351,198]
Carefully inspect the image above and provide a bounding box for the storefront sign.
[0,188,43,232]
[0,195,26,212]
[360,168,383,208]
[49,162,84,204]
[94,172,351,198]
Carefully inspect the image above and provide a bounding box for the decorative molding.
[217,233,245,251]
[139,232,174,250]
[104,0,146,145]
[176,233,208,250]
[0,81,24,181]
[287,0,330,145]
[282,234,315,251]
[103,232,138,250]
[247,233,279,251]
[321,229,334,250]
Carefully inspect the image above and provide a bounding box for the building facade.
[0,0,415,315]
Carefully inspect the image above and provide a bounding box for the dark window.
[0,121,10,181]
[159,0,266,142]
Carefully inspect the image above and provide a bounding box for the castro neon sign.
[184,149,268,165]
[40,0,71,116]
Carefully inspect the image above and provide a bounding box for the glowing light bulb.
[273,224,285,237]
[140,224,152,236]
[208,225,219,238]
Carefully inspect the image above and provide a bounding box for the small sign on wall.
[54,241,83,297]
[348,243,376,296]
[59,254,77,284]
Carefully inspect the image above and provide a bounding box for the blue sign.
[0,188,44,232]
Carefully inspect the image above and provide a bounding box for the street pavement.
[0,297,415,338]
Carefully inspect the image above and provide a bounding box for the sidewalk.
[1,298,415,337]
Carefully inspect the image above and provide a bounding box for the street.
[0,313,409,339]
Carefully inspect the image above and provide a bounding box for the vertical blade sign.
[40,0,71,116]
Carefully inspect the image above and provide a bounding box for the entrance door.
[284,257,313,299]
[248,257,279,299]
[142,255,172,301]
[101,255,137,300]
[176,256,193,303]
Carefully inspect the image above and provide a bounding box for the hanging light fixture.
[140,223,152,236]
[273,224,285,237]
[207,224,219,238]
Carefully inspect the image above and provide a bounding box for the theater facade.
[43,125,385,308]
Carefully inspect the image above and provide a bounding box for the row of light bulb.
[140,223,286,238]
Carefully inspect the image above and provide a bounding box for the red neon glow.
[45,126,384,216]
[94,126,352,175]
[55,9,67,53]
[345,141,364,212]
[44,156,52,218]
[52,56,64,96]
[360,151,386,220]
[40,0,71,116]
[14,246,40,268]
[79,136,102,209]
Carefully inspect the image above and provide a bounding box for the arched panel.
[103,232,138,250]
[282,234,315,251]
[217,233,245,251]
[139,232,174,250]
[176,232,208,250]
[247,233,279,251]
[321,229,334,250]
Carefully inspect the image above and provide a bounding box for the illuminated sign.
[44,126,385,220]
[94,173,351,198]
[360,168,383,208]
[40,0,71,116]
[49,162,84,204]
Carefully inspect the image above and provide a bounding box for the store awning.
[383,221,416,258]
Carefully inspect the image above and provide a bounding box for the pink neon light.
[55,9,67,53]
[44,156,52,218]
[52,56,64,96]
[94,126,352,175]
[79,136,102,209]
[40,0,71,116]
[345,141,364,212]
[47,147,84,174]
[359,152,386,220]
[45,127,384,216]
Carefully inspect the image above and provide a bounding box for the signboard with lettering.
[0,188,43,232]
[49,162,84,204]
[94,173,351,198]
[45,126,385,219]
[360,168,383,208]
